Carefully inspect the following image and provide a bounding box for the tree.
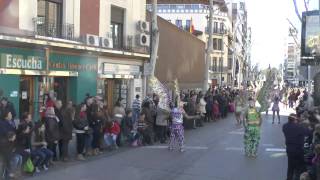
[150,0,159,76]
[204,0,214,90]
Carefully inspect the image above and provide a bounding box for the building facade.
[147,0,233,87]
[226,0,249,88]
[0,0,150,120]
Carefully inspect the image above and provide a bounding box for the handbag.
[23,157,34,173]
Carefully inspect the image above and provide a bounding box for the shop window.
[111,6,125,49]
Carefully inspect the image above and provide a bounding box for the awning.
[0,68,78,77]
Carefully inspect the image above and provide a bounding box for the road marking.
[225,147,243,151]
[262,144,274,147]
[229,131,244,135]
[143,145,208,150]
[265,148,286,152]
[270,153,287,158]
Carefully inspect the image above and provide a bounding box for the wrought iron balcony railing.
[33,17,75,41]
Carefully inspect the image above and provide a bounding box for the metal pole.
[308,65,312,92]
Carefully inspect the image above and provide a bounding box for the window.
[213,22,218,33]
[213,57,217,72]
[37,0,62,37]
[218,39,223,50]
[232,3,237,10]
[185,20,191,31]
[213,38,218,50]
[111,6,125,49]
[220,23,224,33]
[219,57,223,71]
[228,58,232,69]
[228,74,232,83]
[240,2,245,10]
[175,20,183,29]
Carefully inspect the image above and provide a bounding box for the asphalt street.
[27,111,290,180]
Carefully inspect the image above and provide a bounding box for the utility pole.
[204,0,214,91]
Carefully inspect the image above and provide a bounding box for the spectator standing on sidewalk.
[0,97,17,127]
[0,111,21,179]
[283,114,309,180]
[60,101,75,161]
[155,106,170,144]
[73,104,89,161]
[132,95,141,126]
[45,107,60,161]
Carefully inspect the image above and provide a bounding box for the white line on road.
[228,131,244,135]
[143,145,209,150]
[265,148,286,152]
[225,147,243,151]
[262,144,275,147]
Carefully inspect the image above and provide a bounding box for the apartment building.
[0,0,150,119]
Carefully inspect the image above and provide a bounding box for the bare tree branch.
[303,0,309,11]
[293,0,302,22]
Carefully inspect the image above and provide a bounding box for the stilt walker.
[243,97,262,158]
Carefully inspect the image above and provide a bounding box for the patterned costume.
[169,107,185,151]
[244,107,261,157]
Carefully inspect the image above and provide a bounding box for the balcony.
[205,27,227,35]
[33,17,75,41]
[210,66,229,72]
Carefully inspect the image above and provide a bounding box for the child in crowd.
[137,112,152,145]
[104,120,120,150]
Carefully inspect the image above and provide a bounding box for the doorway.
[19,76,35,119]
[53,77,68,106]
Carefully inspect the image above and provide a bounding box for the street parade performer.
[243,97,262,158]
[169,97,200,152]
[243,68,275,158]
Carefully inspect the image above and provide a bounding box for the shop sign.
[49,62,97,72]
[49,53,97,72]
[102,63,140,75]
[1,53,44,70]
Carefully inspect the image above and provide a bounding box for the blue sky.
[246,0,319,69]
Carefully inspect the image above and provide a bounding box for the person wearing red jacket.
[104,121,120,150]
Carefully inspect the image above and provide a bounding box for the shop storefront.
[97,57,143,111]
[0,47,97,120]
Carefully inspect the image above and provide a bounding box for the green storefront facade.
[0,46,97,121]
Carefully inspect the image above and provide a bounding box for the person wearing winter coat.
[32,118,54,172]
[59,101,75,161]
[90,103,104,155]
[155,107,170,144]
[73,103,89,161]
[104,120,120,149]
[45,107,60,161]
[0,110,21,179]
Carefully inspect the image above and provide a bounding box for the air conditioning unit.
[137,21,150,33]
[82,34,99,46]
[100,37,113,48]
[136,33,150,47]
